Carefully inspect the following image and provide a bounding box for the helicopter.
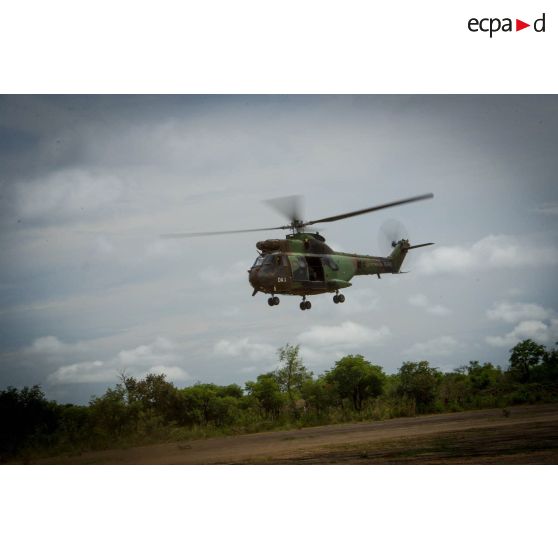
[164,193,434,311]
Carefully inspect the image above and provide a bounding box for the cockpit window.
[262,255,275,266]
[253,256,264,267]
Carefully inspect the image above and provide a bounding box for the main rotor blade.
[264,195,304,224]
[304,193,434,226]
[161,225,290,239]
[406,242,434,250]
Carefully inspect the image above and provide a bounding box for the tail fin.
[389,240,434,273]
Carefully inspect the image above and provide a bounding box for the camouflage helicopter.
[165,193,434,310]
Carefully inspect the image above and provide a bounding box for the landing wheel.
[338,294,345,303]
[272,296,280,306]
[300,301,306,311]
[304,300,311,310]
[333,295,339,304]
[268,297,274,306]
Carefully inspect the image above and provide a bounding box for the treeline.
[1,338,557,462]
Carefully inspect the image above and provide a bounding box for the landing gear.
[268,296,280,306]
[299,296,311,311]
[333,292,346,304]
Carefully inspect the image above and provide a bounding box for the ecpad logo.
[468,13,546,37]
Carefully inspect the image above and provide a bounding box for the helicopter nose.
[249,266,263,288]
[249,266,274,289]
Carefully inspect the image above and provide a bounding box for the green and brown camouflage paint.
[249,232,410,297]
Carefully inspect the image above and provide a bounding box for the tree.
[509,339,546,382]
[462,361,502,391]
[300,377,336,418]
[438,372,471,410]
[89,385,135,438]
[325,355,385,411]
[0,385,59,458]
[397,361,440,413]
[274,344,313,415]
[217,384,244,399]
[543,342,558,367]
[119,372,180,423]
[245,373,285,419]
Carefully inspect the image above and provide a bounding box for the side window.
[291,256,309,281]
[323,256,339,271]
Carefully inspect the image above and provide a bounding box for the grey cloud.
[298,321,391,349]
[408,293,451,316]
[47,336,189,384]
[404,336,463,357]
[486,319,558,348]
[487,302,553,324]
[414,235,558,275]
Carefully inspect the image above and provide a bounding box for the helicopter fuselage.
[248,232,409,297]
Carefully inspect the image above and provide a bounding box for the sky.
[0,94,557,404]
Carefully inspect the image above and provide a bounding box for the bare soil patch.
[38,403,558,465]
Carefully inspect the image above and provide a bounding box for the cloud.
[487,301,552,324]
[414,235,558,275]
[534,202,558,216]
[143,239,182,260]
[214,338,276,361]
[147,365,191,382]
[47,336,189,384]
[486,319,558,348]
[26,336,88,356]
[199,261,250,285]
[405,335,461,357]
[95,236,116,256]
[298,321,390,349]
[408,293,451,316]
[505,287,523,298]
[15,168,125,225]
[49,360,109,384]
[337,288,379,315]
[117,337,175,366]
[298,346,347,368]
[28,336,67,353]
[485,302,558,348]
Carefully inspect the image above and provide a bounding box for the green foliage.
[509,339,546,382]
[437,371,471,411]
[245,373,285,419]
[0,385,58,458]
[396,361,440,413]
[325,355,385,411]
[300,377,336,417]
[464,361,503,390]
[274,344,313,415]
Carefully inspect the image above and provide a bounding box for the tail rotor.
[378,218,409,253]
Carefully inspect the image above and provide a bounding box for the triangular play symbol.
[516,19,530,31]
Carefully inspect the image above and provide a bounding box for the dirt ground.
[38,403,558,464]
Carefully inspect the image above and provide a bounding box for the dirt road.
[40,403,558,464]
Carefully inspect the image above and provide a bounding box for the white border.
[1,1,556,93]
[1,465,556,558]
